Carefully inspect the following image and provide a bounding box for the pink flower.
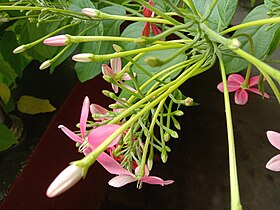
[266,131,280,172]
[102,58,135,93]
[43,35,69,46]
[46,164,83,198]
[217,74,269,105]
[142,1,162,37]
[58,96,122,173]
[108,165,174,188]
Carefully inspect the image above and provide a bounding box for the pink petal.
[108,174,136,188]
[58,125,83,144]
[97,152,133,175]
[142,22,151,36]
[43,35,68,46]
[82,8,98,17]
[90,104,108,115]
[120,81,136,92]
[102,64,114,77]
[228,74,244,85]
[141,176,174,186]
[217,81,240,93]
[248,76,259,87]
[151,24,162,35]
[143,1,154,17]
[88,124,121,148]
[267,131,280,150]
[247,88,269,98]
[80,96,90,139]
[111,83,119,94]
[122,73,133,81]
[266,154,280,172]
[234,89,248,105]
[110,58,122,73]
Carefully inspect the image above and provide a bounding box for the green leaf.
[20,21,60,61]
[0,31,30,77]
[0,82,11,104]
[224,5,280,74]
[0,53,17,85]
[0,123,18,152]
[17,95,56,114]
[193,0,238,31]
[68,0,95,12]
[75,6,125,82]
[120,22,145,51]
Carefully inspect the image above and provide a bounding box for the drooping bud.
[13,45,26,54]
[46,164,83,198]
[39,60,52,70]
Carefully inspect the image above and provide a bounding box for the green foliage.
[0,123,18,152]
[193,0,238,31]
[224,5,280,74]
[120,22,145,51]
[75,6,126,82]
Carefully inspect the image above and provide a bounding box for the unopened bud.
[113,44,123,53]
[161,150,168,163]
[39,60,52,70]
[82,8,100,18]
[46,164,83,198]
[185,97,194,106]
[145,57,163,67]
[72,53,93,62]
[173,110,184,116]
[228,38,240,50]
[13,45,26,54]
[164,133,170,142]
[0,18,9,22]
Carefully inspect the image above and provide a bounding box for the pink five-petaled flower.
[58,96,122,173]
[108,165,174,188]
[217,74,269,105]
[46,164,83,198]
[102,58,135,93]
[43,35,69,46]
[142,0,162,37]
[266,131,280,172]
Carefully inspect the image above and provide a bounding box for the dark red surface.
[0,76,111,210]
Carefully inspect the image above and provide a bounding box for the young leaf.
[0,82,11,104]
[0,123,18,152]
[17,96,56,115]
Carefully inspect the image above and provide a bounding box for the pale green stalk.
[218,54,242,210]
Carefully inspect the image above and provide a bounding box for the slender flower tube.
[46,164,83,198]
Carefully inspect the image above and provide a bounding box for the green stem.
[134,0,181,25]
[218,54,242,210]
[221,17,280,35]
[138,98,166,177]
[89,43,184,62]
[99,11,174,25]
[232,48,280,103]
[69,35,137,43]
